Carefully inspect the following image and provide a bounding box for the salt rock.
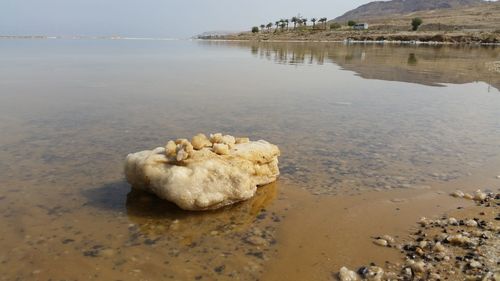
[125,134,280,211]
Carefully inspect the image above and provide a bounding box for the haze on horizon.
[1,0,373,38]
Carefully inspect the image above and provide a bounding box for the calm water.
[0,39,499,280]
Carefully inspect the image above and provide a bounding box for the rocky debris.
[337,191,499,281]
[450,189,495,202]
[125,133,280,210]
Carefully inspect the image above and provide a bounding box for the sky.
[0,0,373,38]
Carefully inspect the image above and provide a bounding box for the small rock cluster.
[337,190,499,281]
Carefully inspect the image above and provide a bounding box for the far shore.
[198,30,500,46]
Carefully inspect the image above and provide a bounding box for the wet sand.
[263,156,500,280]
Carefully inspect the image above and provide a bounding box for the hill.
[334,0,486,22]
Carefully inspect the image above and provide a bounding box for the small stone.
[433,242,446,253]
[165,140,177,157]
[418,217,429,226]
[366,266,384,281]
[473,190,487,201]
[463,193,474,200]
[212,143,230,155]
[451,190,465,198]
[339,266,359,281]
[469,260,481,268]
[496,175,500,179]
[403,267,412,278]
[418,240,428,249]
[410,261,426,273]
[465,219,478,227]
[447,234,470,245]
[447,217,458,225]
[191,134,212,150]
[416,247,424,256]
[373,239,388,247]
[381,235,395,244]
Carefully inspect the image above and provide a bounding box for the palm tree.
[320,17,328,29]
[311,18,317,29]
[280,22,286,30]
[275,21,280,30]
[291,17,298,29]
[266,22,273,31]
[302,18,308,26]
[260,24,265,31]
[285,19,289,29]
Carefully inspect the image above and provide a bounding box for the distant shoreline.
[197,30,500,46]
[0,35,180,41]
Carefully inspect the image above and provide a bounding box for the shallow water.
[0,39,499,280]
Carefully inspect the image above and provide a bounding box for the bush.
[330,23,342,30]
[251,26,259,33]
[411,18,423,31]
[347,20,357,27]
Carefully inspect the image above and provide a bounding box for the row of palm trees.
[258,17,329,32]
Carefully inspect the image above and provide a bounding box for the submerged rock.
[125,133,280,210]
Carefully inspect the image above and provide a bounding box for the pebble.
[463,193,474,200]
[446,234,470,245]
[469,260,481,268]
[381,235,395,244]
[496,175,500,179]
[410,260,426,273]
[465,219,478,227]
[373,239,388,247]
[433,242,446,253]
[338,266,359,281]
[473,190,487,201]
[447,217,458,225]
[451,190,465,198]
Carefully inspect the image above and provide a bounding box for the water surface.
[0,39,499,280]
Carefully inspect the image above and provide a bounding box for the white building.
[353,23,369,30]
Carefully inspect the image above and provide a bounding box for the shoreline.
[196,38,500,47]
[197,29,500,46]
[262,155,500,280]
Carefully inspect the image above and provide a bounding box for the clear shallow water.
[0,39,499,280]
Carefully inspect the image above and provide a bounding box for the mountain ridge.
[334,0,487,22]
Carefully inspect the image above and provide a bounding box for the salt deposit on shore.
[337,190,500,281]
[125,133,280,210]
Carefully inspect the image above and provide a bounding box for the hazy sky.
[1,0,373,38]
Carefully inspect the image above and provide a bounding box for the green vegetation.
[348,20,357,27]
[330,23,342,30]
[251,15,329,32]
[411,17,423,31]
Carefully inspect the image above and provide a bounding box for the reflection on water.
[0,39,500,280]
[125,182,278,236]
[202,41,500,90]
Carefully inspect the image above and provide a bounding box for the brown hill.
[334,0,486,22]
